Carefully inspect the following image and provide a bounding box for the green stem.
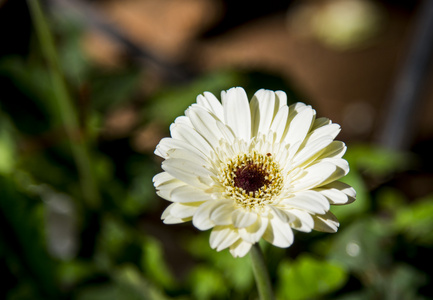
[250,243,275,300]
[27,0,100,209]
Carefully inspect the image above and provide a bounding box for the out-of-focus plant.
[288,0,384,50]
[0,1,432,300]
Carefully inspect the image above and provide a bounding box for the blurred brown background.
[2,0,432,146]
[77,0,433,144]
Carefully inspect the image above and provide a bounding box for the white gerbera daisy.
[153,87,355,257]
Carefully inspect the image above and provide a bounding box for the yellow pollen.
[220,151,283,209]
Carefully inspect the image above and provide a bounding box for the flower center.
[233,162,270,193]
[220,151,283,209]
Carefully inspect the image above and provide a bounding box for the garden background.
[1,0,433,299]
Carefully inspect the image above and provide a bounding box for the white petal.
[263,215,294,248]
[270,105,289,142]
[153,171,175,187]
[296,123,340,158]
[315,188,347,205]
[210,226,239,251]
[192,200,219,230]
[281,191,330,214]
[238,216,268,243]
[216,231,239,251]
[291,162,337,191]
[170,185,211,203]
[250,89,276,136]
[156,137,208,161]
[153,172,185,200]
[216,120,236,144]
[169,202,200,218]
[311,117,331,130]
[222,87,251,141]
[316,158,350,186]
[165,148,210,168]
[288,102,307,113]
[232,209,258,228]
[317,141,347,159]
[335,181,356,198]
[284,106,315,153]
[268,205,293,223]
[272,140,291,168]
[307,123,341,142]
[292,136,333,168]
[161,203,191,224]
[286,209,314,232]
[170,123,213,155]
[162,158,212,188]
[186,106,224,148]
[229,240,253,258]
[315,181,356,205]
[313,211,339,233]
[275,91,288,108]
[196,92,224,120]
[172,115,192,127]
[161,203,176,219]
[209,200,235,225]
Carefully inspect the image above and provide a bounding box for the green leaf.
[89,69,141,112]
[185,233,253,293]
[75,264,175,300]
[393,195,433,245]
[147,70,242,125]
[327,218,391,274]
[344,144,410,176]
[57,260,98,288]
[141,236,176,289]
[94,215,135,269]
[380,264,427,300]
[188,265,227,300]
[5,280,43,300]
[0,176,59,298]
[74,283,121,300]
[335,264,427,300]
[332,170,369,221]
[0,56,58,134]
[277,255,348,300]
[53,16,89,83]
[115,264,172,300]
[125,158,160,215]
[0,115,16,174]
[375,187,406,213]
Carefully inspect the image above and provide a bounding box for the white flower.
[153,87,355,257]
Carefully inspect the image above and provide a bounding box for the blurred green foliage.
[0,3,432,300]
[277,255,347,300]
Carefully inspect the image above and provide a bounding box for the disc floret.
[221,151,284,209]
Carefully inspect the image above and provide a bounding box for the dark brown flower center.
[220,151,284,209]
[233,162,270,193]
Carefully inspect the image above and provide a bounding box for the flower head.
[153,87,355,257]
